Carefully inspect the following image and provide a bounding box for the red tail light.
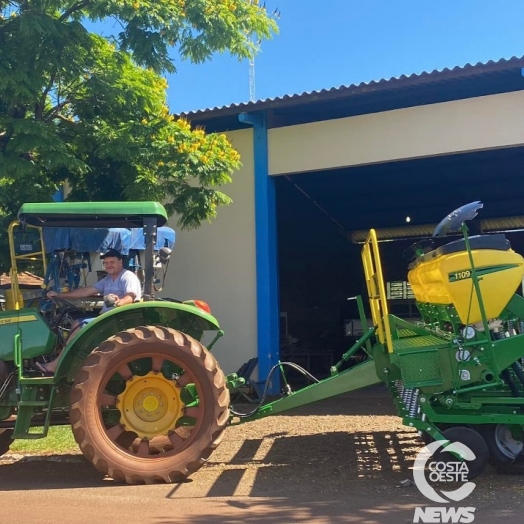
[184,299,211,314]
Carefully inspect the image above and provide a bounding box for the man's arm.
[109,293,135,307]
[116,271,142,306]
[47,286,99,300]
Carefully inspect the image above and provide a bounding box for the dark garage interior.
[276,146,524,376]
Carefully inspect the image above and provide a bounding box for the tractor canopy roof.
[18,202,168,228]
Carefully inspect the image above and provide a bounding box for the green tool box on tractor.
[0,201,229,484]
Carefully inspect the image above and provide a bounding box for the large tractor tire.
[69,326,230,484]
[0,429,13,457]
[481,424,524,474]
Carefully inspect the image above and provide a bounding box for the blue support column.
[52,186,64,202]
[238,111,280,394]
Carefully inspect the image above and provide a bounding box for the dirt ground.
[1,385,523,523]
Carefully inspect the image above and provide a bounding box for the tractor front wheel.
[0,429,13,457]
[481,424,524,474]
[69,326,230,484]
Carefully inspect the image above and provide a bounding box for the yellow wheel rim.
[117,371,184,439]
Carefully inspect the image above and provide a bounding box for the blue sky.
[166,0,524,114]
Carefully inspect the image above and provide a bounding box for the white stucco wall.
[269,91,524,175]
[163,129,257,374]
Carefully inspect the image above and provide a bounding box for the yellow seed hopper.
[408,234,524,324]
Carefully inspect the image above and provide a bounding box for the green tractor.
[231,201,524,479]
[0,201,229,484]
[4,199,524,484]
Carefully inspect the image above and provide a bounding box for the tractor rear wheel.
[69,326,230,484]
[0,429,13,457]
[481,424,524,474]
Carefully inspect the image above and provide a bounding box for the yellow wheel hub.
[117,371,184,439]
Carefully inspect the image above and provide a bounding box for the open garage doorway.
[275,146,524,379]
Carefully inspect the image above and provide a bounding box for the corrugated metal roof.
[183,56,524,132]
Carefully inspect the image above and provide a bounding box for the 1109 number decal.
[449,270,471,282]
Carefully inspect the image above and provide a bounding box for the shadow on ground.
[0,454,109,490]
[0,428,419,492]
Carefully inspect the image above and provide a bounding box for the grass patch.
[9,425,78,454]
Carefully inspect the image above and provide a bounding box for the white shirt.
[93,269,142,313]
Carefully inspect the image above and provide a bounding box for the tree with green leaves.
[0,0,277,270]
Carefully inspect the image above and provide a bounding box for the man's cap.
[100,248,123,260]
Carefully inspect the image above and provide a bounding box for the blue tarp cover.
[43,227,175,255]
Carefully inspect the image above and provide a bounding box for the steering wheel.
[47,295,86,315]
[39,296,86,349]
[41,295,86,330]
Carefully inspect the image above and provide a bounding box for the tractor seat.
[409,234,510,270]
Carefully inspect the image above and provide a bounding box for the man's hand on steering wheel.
[45,291,85,314]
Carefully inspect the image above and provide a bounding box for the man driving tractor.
[36,248,142,374]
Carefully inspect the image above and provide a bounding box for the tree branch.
[0,130,12,153]
[55,114,76,125]
[36,71,57,121]
[43,101,70,122]
[56,78,82,100]
[59,0,92,21]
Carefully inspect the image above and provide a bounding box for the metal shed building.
[165,56,524,390]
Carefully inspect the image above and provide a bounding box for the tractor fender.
[56,301,220,382]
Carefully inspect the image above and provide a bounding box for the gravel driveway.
[1,385,523,523]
